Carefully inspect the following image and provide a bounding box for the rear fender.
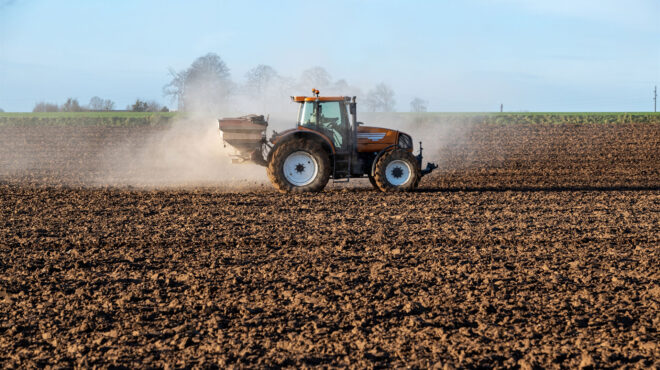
[267,130,335,163]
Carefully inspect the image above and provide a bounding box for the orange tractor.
[219,90,437,192]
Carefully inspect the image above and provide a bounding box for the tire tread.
[373,149,420,192]
[266,138,331,193]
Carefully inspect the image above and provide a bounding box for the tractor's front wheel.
[267,138,330,193]
[373,149,420,192]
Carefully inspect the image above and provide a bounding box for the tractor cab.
[293,92,352,151]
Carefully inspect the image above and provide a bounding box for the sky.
[0,0,658,112]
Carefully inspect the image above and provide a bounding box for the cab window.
[298,101,347,149]
[298,102,316,126]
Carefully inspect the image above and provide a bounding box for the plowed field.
[1,123,659,368]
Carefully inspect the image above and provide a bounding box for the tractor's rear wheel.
[267,138,330,193]
[367,173,378,189]
[373,149,420,192]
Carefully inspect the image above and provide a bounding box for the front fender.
[370,144,397,177]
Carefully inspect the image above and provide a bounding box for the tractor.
[218,89,437,192]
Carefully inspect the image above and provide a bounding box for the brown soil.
[0,123,659,368]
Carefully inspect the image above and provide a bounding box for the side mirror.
[349,103,356,115]
[357,121,364,126]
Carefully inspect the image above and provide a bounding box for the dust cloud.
[358,112,476,170]
[0,93,475,190]
[98,108,476,189]
[95,115,268,188]
[93,96,299,189]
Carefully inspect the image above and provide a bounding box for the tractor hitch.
[416,141,438,177]
[421,162,438,176]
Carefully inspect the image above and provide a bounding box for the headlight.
[398,133,412,149]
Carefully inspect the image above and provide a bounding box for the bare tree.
[245,64,278,96]
[364,83,396,112]
[129,99,163,112]
[33,102,59,112]
[102,99,115,111]
[299,67,332,91]
[243,64,284,112]
[146,100,163,112]
[329,78,362,97]
[410,97,428,112]
[61,98,83,112]
[88,96,105,111]
[333,79,349,92]
[88,96,115,111]
[163,53,233,113]
[129,99,148,112]
[163,68,185,109]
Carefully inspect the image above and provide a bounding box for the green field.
[0,111,658,126]
[0,112,177,126]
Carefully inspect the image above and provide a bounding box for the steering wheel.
[321,116,340,132]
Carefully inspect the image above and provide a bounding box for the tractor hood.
[357,126,408,152]
[270,125,411,153]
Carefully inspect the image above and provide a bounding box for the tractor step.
[332,154,351,182]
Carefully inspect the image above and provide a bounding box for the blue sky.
[1,0,658,112]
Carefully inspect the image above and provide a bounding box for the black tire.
[373,149,420,192]
[267,138,331,193]
[367,173,379,189]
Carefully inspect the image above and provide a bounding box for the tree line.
[163,53,429,113]
[25,53,428,114]
[33,97,114,112]
[32,97,169,113]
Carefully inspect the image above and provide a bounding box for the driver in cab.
[304,103,343,148]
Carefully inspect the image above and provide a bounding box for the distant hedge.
[0,112,177,126]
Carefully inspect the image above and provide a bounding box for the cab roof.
[291,96,351,102]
